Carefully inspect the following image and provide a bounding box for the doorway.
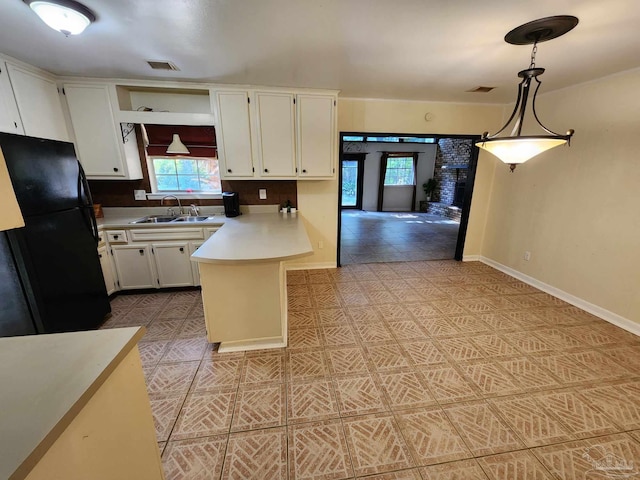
[337,133,480,266]
[340,154,365,209]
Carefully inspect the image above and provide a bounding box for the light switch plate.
[259,189,267,200]
[134,190,147,201]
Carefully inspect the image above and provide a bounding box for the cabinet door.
[297,94,336,178]
[6,64,68,141]
[189,242,204,286]
[111,245,156,290]
[0,63,23,135]
[64,84,126,177]
[216,91,254,178]
[153,242,194,288]
[98,245,117,295]
[254,92,296,177]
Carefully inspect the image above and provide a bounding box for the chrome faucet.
[161,195,183,215]
[189,204,200,216]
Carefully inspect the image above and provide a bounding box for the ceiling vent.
[146,60,180,71]
[467,86,495,93]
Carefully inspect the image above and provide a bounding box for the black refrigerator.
[0,133,111,336]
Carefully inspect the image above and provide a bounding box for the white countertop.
[191,212,313,264]
[0,327,145,480]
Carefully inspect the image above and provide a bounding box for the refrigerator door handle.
[78,163,99,245]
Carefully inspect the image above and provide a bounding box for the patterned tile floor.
[340,211,460,265]
[101,260,640,479]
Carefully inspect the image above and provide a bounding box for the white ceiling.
[0,0,638,103]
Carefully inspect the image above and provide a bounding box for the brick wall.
[433,138,473,205]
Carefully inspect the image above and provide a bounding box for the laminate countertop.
[0,327,145,480]
[191,212,313,264]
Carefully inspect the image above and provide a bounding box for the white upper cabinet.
[6,64,68,141]
[296,94,336,178]
[254,91,297,177]
[63,83,142,179]
[0,62,23,135]
[215,91,255,178]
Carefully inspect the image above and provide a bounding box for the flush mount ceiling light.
[166,134,190,155]
[476,15,578,172]
[24,0,96,36]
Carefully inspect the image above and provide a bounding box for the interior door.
[340,154,365,209]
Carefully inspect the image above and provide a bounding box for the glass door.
[340,155,365,209]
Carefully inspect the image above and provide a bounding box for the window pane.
[176,159,198,175]
[177,175,201,191]
[343,136,364,142]
[156,175,179,191]
[153,158,176,175]
[384,157,415,186]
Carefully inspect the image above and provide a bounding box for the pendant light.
[166,134,190,155]
[24,0,96,36]
[476,16,578,172]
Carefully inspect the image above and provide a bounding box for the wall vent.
[146,61,180,71]
[466,86,495,93]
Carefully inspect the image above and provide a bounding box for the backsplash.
[88,127,297,208]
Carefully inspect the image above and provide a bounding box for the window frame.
[383,155,417,186]
[146,155,222,200]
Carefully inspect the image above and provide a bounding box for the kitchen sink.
[130,215,211,224]
[173,216,210,222]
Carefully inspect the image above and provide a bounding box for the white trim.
[462,255,481,262]
[285,262,337,271]
[477,256,640,337]
[217,336,286,353]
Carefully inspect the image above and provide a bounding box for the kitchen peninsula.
[0,327,163,480]
[191,212,312,352]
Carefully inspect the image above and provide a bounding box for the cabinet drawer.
[129,228,204,242]
[106,230,127,243]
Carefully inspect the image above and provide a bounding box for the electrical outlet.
[318,240,324,249]
[134,190,147,201]
[524,251,531,261]
[259,188,267,200]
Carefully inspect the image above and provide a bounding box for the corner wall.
[480,69,640,323]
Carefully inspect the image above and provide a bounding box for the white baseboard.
[463,255,481,262]
[217,336,286,353]
[477,256,640,337]
[285,262,337,271]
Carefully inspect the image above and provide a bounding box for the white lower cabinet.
[111,244,156,290]
[152,242,194,288]
[105,226,217,291]
[98,245,117,295]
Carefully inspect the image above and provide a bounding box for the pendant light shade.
[166,134,190,155]
[24,0,96,36]
[476,16,578,172]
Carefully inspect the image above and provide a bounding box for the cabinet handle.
[264,168,269,173]
[113,235,119,240]
[179,247,184,253]
[302,169,307,173]
[139,249,144,255]
[113,167,119,172]
[98,253,102,258]
[227,169,232,173]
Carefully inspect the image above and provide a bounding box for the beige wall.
[292,98,504,266]
[480,69,640,322]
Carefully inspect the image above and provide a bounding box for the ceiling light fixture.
[476,15,578,172]
[166,134,190,155]
[24,0,96,36]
